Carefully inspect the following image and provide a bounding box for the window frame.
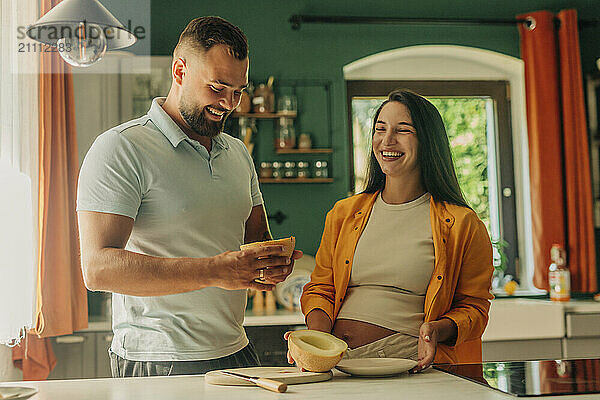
[346,80,519,279]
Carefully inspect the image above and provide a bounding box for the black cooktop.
[435,359,600,397]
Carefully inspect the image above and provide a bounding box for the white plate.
[335,358,418,377]
[274,254,315,309]
[0,386,38,400]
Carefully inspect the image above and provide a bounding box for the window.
[347,80,519,283]
[0,0,39,344]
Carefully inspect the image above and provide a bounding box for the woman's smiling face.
[372,101,420,179]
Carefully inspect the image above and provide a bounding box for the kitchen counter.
[483,298,600,342]
[3,369,599,399]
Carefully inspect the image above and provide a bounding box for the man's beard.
[178,99,228,138]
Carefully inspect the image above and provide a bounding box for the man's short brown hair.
[173,16,248,61]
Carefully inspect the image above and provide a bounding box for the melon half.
[240,236,296,258]
[288,330,348,372]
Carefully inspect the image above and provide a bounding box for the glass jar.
[272,161,284,179]
[297,133,312,149]
[238,117,254,141]
[283,161,297,178]
[297,161,310,178]
[314,160,329,178]
[252,83,274,113]
[275,117,296,149]
[277,94,297,115]
[259,162,273,178]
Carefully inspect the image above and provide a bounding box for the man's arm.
[78,210,290,296]
[244,205,272,244]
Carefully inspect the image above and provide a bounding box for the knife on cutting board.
[219,370,288,393]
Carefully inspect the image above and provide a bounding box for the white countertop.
[3,369,599,400]
[482,298,600,342]
[562,299,600,314]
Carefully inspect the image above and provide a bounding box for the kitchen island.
[3,368,600,400]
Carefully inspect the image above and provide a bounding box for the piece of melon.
[240,236,296,258]
[288,330,348,372]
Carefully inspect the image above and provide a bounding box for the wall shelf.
[259,178,333,184]
[275,148,333,154]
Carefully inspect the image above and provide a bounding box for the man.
[77,16,301,377]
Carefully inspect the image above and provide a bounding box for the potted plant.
[492,238,516,294]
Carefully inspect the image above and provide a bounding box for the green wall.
[150,0,600,257]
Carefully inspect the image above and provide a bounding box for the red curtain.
[518,9,597,293]
[13,0,88,381]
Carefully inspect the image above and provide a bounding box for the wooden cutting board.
[205,367,332,386]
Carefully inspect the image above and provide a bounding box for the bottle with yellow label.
[549,243,570,302]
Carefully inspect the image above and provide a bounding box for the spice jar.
[272,161,284,179]
[283,161,297,178]
[252,76,274,113]
[297,161,310,178]
[298,133,312,149]
[314,160,329,178]
[259,162,273,178]
[275,117,296,149]
[277,94,297,115]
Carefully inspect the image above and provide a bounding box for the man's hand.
[212,246,301,291]
[261,249,303,285]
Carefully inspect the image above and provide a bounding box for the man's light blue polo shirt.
[77,97,263,361]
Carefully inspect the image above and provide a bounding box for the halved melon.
[288,330,348,372]
[240,236,296,258]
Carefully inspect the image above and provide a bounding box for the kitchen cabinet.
[482,299,600,361]
[483,339,563,362]
[246,325,304,367]
[481,298,565,361]
[47,333,96,380]
[95,332,114,378]
[47,331,112,380]
[562,311,600,358]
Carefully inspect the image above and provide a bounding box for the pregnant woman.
[295,89,493,372]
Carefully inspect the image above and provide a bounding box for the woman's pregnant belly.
[331,318,398,349]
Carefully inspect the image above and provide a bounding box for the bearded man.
[77,16,301,377]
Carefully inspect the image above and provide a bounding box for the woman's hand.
[283,331,301,367]
[411,322,439,373]
[411,318,457,373]
[284,309,332,368]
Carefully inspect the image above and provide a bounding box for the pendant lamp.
[26,0,136,67]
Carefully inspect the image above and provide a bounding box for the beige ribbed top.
[337,192,434,336]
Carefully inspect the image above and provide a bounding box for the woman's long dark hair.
[362,88,470,209]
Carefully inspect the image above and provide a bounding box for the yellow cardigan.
[301,192,494,364]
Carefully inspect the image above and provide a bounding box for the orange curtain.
[518,9,597,293]
[12,0,88,380]
[539,359,600,394]
[558,10,597,292]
